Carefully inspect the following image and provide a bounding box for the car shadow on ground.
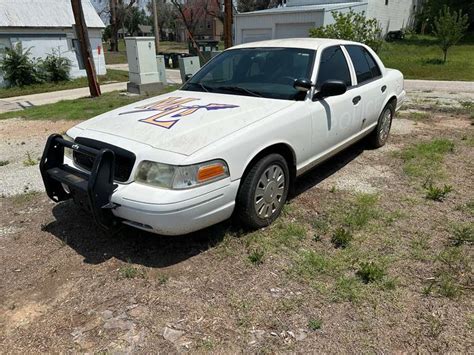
[44,140,366,268]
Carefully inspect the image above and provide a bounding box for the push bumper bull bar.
[39,134,120,230]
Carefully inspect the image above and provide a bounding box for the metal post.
[71,0,101,97]
[152,0,160,53]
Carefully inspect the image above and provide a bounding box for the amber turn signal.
[197,163,226,182]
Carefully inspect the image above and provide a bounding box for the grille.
[73,137,136,182]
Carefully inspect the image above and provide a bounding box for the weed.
[312,217,330,241]
[331,227,353,249]
[0,160,9,166]
[449,224,473,246]
[356,261,386,283]
[329,185,337,193]
[423,180,453,201]
[410,232,431,261]
[294,250,335,278]
[157,274,169,285]
[332,276,362,302]
[119,264,143,279]
[23,151,37,167]
[248,249,264,265]
[308,318,323,331]
[411,111,431,121]
[275,222,306,247]
[398,139,454,179]
[343,193,379,229]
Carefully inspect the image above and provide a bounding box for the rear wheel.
[369,102,394,148]
[236,154,290,229]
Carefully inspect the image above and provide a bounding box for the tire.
[236,153,290,229]
[368,102,395,148]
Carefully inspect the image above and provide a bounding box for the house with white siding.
[0,0,106,87]
[234,0,422,44]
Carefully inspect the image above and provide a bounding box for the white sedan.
[40,38,405,235]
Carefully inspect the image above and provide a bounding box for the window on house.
[316,46,352,88]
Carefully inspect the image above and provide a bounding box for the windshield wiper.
[216,86,263,97]
[184,82,213,92]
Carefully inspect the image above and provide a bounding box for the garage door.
[241,29,272,44]
[275,23,314,39]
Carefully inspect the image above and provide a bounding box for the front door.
[309,45,361,158]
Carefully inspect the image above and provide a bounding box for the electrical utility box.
[178,56,201,83]
[125,37,163,94]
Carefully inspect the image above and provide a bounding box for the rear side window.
[346,45,381,84]
[316,46,352,88]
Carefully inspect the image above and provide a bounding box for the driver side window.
[315,46,352,89]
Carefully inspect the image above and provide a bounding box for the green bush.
[433,5,469,62]
[309,10,383,52]
[0,43,43,87]
[41,50,72,82]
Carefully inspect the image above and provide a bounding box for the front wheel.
[236,154,290,229]
[368,102,394,148]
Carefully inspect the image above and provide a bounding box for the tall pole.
[224,0,232,48]
[152,0,160,53]
[71,0,101,97]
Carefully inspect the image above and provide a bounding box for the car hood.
[76,90,295,156]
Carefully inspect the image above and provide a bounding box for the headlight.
[63,134,74,160]
[135,159,230,189]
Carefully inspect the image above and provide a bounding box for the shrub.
[309,10,383,52]
[331,227,352,249]
[0,42,43,87]
[356,261,385,283]
[308,318,323,331]
[41,50,72,82]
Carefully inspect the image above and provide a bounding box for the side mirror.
[184,73,193,82]
[314,80,347,99]
[293,78,313,92]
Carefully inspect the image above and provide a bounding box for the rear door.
[343,45,386,130]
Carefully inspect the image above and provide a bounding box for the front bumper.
[40,134,239,235]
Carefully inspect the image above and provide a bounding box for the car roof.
[230,38,358,51]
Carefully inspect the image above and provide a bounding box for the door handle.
[381,85,387,93]
[352,96,361,105]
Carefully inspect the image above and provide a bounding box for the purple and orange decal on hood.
[119,97,239,129]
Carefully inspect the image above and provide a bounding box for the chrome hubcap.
[255,164,285,219]
[379,109,392,142]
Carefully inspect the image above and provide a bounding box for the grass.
[23,152,37,166]
[0,160,9,166]
[0,86,178,121]
[379,34,474,81]
[119,264,144,279]
[0,70,129,99]
[331,227,352,249]
[342,193,379,230]
[248,249,264,265]
[449,224,473,246]
[398,139,454,179]
[308,318,323,331]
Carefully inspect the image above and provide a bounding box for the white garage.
[234,0,421,45]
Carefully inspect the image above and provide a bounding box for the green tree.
[309,10,383,52]
[433,5,469,62]
[124,7,150,36]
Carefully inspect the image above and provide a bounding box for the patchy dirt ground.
[0,98,473,352]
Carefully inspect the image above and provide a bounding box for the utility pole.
[224,0,232,48]
[71,0,101,97]
[152,0,160,53]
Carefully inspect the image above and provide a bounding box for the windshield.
[181,47,316,101]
